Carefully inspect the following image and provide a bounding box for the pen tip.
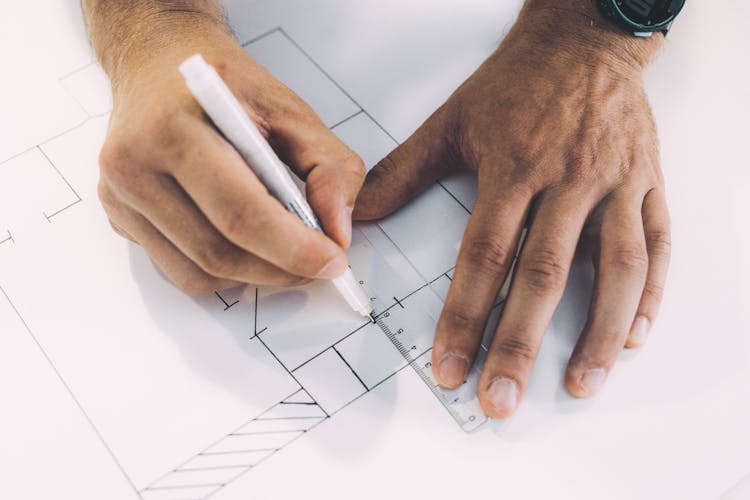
[368,313,376,324]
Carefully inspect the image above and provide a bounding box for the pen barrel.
[179,55,323,233]
[180,54,373,319]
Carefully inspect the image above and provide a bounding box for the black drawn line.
[230,430,305,437]
[198,448,279,456]
[290,319,371,372]
[278,28,401,145]
[144,483,224,491]
[143,388,302,490]
[204,418,328,499]
[333,346,369,391]
[174,465,250,473]
[437,180,472,215]
[240,26,283,48]
[0,286,141,497]
[37,146,83,221]
[254,416,324,422]
[329,109,365,130]
[57,60,97,82]
[214,291,239,311]
[0,230,13,246]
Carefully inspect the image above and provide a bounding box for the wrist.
[517,0,664,73]
[85,2,230,91]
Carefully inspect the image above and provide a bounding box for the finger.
[431,184,530,389]
[300,134,365,249]
[354,116,456,221]
[164,120,349,280]
[99,182,240,294]
[109,221,136,243]
[565,190,649,398]
[112,175,309,287]
[626,188,671,348]
[478,190,593,418]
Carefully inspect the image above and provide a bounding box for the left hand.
[355,6,671,418]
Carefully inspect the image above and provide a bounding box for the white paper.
[1,1,749,499]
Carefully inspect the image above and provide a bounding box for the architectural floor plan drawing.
[2,2,749,500]
[0,8,482,499]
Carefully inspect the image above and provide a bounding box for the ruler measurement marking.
[375,316,484,431]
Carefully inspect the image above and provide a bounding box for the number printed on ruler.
[375,309,488,432]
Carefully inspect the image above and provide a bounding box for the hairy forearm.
[517,0,664,71]
[81,0,229,86]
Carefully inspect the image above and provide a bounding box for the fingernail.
[340,206,354,247]
[629,316,651,346]
[580,367,607,396]
[437,353,468,388]
[487,377,519,415]
[315,255,349,279]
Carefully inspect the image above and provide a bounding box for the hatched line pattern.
[141,389,327,500]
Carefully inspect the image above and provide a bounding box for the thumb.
[272,121,365,249]
[304,146,365,249]
[354,121,456,221]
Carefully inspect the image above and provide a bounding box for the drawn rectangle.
[59,62,112,116]
[0,147,80,233]
[335,322,406,389]
[378,184,470,282]
[440,172,478,213]
[429,273,452,302]
[0,290,137,500]
[245,30,360,127]
[258,235,416,370]
[333,112,396,170]
[292,348,367,415]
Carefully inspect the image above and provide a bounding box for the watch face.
[616,0,685,29]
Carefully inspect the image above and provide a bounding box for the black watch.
[597,0,685,37]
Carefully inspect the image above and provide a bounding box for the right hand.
[97,23,365,294]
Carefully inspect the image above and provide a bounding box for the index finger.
[169,119,349,280]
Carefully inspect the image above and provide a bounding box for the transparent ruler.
[357,225,523,433]
[374,308,491,433]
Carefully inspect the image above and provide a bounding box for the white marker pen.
[179,54,374,322]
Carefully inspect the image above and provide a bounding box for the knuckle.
[522,247,568,293]
[464,237,513,274]
[509,137,542,170]
[334,148,366,178]
[147,106,185,151]
[494,333,536,362]
[97,181,117,210]
[563,145,597,185]
[99,140,136,183]
[195,240,239,278]
[221,201,263,241]
[440,306,484,338]
[646,229,672,259]
[642,279,665,300]
[370,154,400,184]
[177,272,221,296]
[609,243,648,274]
[108,221,133,242]
[280,274,310,287]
